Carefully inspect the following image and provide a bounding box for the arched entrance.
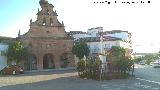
[60,53,69,68]
[43,53,55,69]
[24,54,37,70]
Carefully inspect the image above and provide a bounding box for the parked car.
[153,61,160,68]
[2,65,24,75]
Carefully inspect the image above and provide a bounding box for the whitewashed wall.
[87,27,103,37]
[0,44,8,70]
[87,41,121,54]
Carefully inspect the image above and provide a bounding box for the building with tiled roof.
[70,27,133,60]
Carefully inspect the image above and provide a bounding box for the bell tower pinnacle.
[39,0,49,6]
[24,0,67,38]
[29,0,64,27]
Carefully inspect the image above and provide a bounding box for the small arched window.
[50,18,53,26]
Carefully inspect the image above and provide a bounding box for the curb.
[24,67,76,73]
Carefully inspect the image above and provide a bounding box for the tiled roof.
[67,31,86,37]
[75,36,122,42]
[88,27,103,30]
[67,31,86,34]
[103,30,129,34]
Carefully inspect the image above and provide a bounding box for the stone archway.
[43,53,55,69]
[24,54,37,70]
[60,53,69,68]
[30,54,37,70]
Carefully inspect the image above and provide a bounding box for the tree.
[133,56,144,63]
[107,46,126,63]
[72,42,90,59]
[77,57,102,80]
[6,40,30,65]
[144,53,159,65]
[158,51,160,57]
[106,46,132,73]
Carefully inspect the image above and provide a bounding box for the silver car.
[153,60,160,68]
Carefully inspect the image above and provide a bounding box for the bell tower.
[27,0,66,38]
[33,0,63,26]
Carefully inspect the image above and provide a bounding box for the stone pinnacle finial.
[30,19,32,24]
[18,30,20,37]
[39,0,48,6]
[62,21,64,26]
[40,0,48,2]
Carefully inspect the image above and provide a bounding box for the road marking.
[101,84,133,89]
[136,78,160,85]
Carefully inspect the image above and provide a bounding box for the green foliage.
[77,60,85,72]
[77,58,102,80]
[144,54,159,64]
[6,40,30,64]
[77,57,130,80]
[77,46,132,80]
[72,42,90,59]
[133,56,144,63]
[107,46,133,74]
[134,53,160,64]
[107,46,126,61]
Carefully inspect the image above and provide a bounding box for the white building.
[69,27,132,64]
[68,27,103,40]
[103,30,132,43]
[86,36,132,55]
[0,43,8,70]
[87,27,103,37]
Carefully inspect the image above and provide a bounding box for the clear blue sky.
[0,0,39,36]
[0,0,160,53]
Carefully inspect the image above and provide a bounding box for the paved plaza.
[0,69,160,90]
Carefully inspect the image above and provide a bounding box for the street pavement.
[0,65,160,90]
[134,64,160,82]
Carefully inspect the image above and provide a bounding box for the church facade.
[19,0,75,70]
